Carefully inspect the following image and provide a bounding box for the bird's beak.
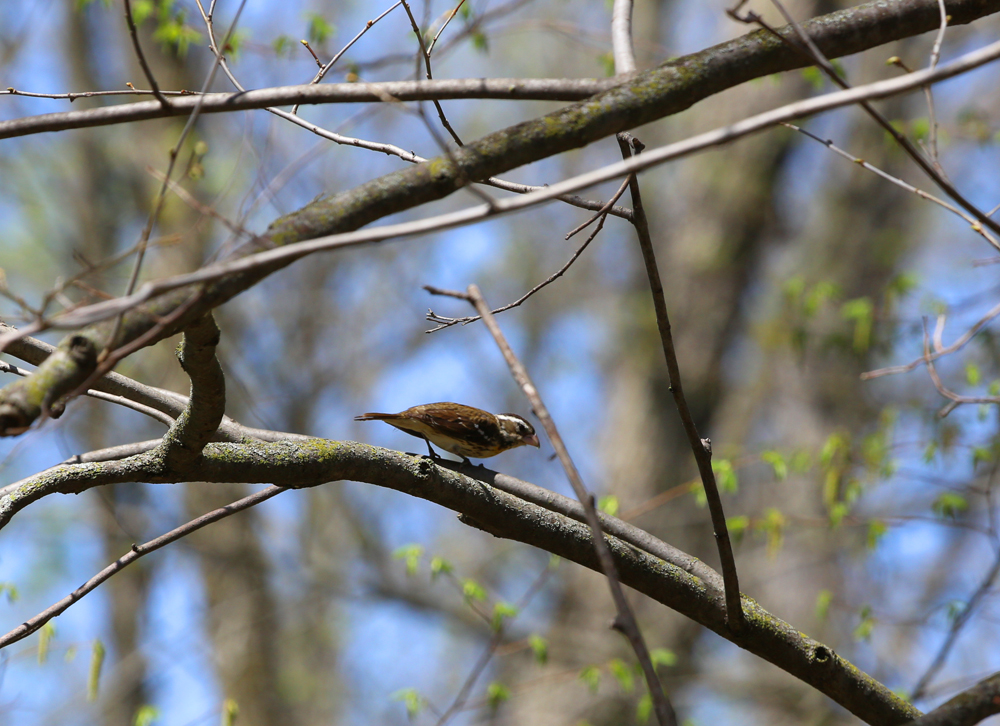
[524,433,540,448]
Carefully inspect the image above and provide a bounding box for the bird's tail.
[354,412,398,421]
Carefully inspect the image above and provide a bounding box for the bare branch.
[435,563,552,726]
[424,175,632,331]
[908,671,1000,726]
[0,485,286,649]
[731,0,999,236]
[32,36,1000,339]
[122,0,169,106]
[862,301,1000,380]
[4,13,1000,439]
[616,132,744,632]
[3,0,996,141]
[911,548,1000,699]
[293,2,402,114]
[0,78,617,139]
[782,122,1000,250]
[458,283,678,726]
[612,0,637,73]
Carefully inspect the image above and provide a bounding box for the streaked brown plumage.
[354,402,540,463]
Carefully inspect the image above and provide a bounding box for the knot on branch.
[811,645,833,664]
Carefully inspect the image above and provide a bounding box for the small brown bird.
[354,402,540,463]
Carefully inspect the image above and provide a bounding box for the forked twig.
[616,133,744,632]
[424,175,633,332]
[430,283,677,726]
[728,0,1000,238]
[863,301,1000,380]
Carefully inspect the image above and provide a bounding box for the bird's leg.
[424,438,442,460]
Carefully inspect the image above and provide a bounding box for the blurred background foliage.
[1,0,1000,724]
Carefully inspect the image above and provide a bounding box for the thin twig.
[0,361,175,427]
[146,166,260,240]
[401,0,465,147]
[196,2,567,215]
[427,0,467,56]
[300,40,324,68]
[908,671,1000,726]
[22,38,1000,335]
[122,0,169,107]
[911,547,1000,699]
[3,87,196,100]
[616,133,744,632]
[782,122,999,250]
[863,300,1000,379]
[435,563,552,726]
[106,1,249,354]
[397,2,499,208]
[0,485,287,650]
[424,176,632,332]
[447,283,677,726]
[291,2,402,114]
[729,0,1000,238]
[921,320,1000,414]
[923,0,949,170]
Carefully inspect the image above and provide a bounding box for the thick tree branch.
[908,671,1000,726]
[2,0,999,437]
[1,0,995,141]
[160,315,226,468]
[0,322,307,444]
[0,440,921,724]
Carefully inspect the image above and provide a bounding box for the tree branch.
[461,283,677,726]
[0,440,922,724]
[907,671,1000,726]
[2,0,995,141]
[616,133,744,632]
[3,0,1000,437]
[0,484,286,649]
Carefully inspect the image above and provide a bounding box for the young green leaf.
[38,621,55,664]
[391,688,425,719]
[528,634,548,664]
[932,493,968,519]
[88,639,106,701]
[462,578,487,603]
[430,556,453,580]
[815,590,833,622]
[578,665,601,693]
[133,705,159,726]
[649,648,676,669]
[492,602,518,631]
[760,450,788,481]
[609,658,634,693]
[392,544,424,576]
[598,495,619,517]
[486,681,511,709]
[866,519,888,549]
[221,699,239,726]
[712,459,738,494]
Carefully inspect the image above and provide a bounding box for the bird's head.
[496,414,540,450]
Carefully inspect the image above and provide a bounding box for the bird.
[354,402,540,464]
